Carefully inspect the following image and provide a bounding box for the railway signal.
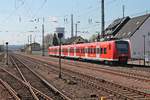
[6,42,8,65]
[56,27,64,78]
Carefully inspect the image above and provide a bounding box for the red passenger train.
[48,40,131,64]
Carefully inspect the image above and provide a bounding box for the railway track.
[20,54,150,83]
[10,54,71,100]
[0,67,36,99]
[9,55,54,100]
[0,78,19,100]
[15,54,150,100]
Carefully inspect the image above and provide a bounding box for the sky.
[0,0,150,45]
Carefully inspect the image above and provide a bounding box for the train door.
[68,47,70,57]
[85,46,88,58]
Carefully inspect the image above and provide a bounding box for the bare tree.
[89,34,98,42]
[44,34,53,49]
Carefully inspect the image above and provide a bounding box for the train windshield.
[116,41,129,54]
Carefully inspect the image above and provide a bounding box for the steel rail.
[14,55,72,100]
[17,54,150,100]
[10,56,39,100]
[22,54,150,82]
[0,78,20,100]
[0,66,53,100]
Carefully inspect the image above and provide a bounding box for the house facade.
[130,16,150,59]
[114,14,150,59]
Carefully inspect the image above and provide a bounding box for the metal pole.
[71,14,74,37]
[42,17,45,56]
[28,35,29,45]
[122,5,125,18]
[6,42,8,65]
[75,23,77,37]
[30,35,32,54]
[30,34,32,44]
[59,38,62,78]
[143,35,146,66]
[101,0,105,39]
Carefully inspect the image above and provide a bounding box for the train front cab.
[114,40,130,64]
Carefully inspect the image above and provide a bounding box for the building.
[64,36,88,45]
[25,42,41,51]
[0,45,4,52]
[94,14,150,60]
[114,14,150,59]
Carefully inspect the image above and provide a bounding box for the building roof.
[29,42,40,46]
[105,16,130,31]
[114,14,150,39]
[93,17,130,41]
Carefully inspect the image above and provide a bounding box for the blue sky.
[0,0,150,45]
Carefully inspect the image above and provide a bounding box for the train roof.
[49,39,129,48]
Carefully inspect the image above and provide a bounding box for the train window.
[92,48,94,54]
[86,48,88,53]
[109,44,111,50]
[104,48,107,54]
[69,48,71,53]
[96,48,99,54]
[85,48,87,53]
[89,48,91,54]
[70,48,71,53]
[90,48,92,54]
[100,48,103,54]
[88,48,90,53]
[76,48,78,53]
[83,48,85,53]
[94,48,96,54]
[77,48,79,53]
[81,48,84,53]
[72,48,74,53]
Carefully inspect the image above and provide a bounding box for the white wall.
[130,17,150,59]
